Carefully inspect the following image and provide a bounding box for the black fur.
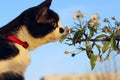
[0,72,24,80]
[22,8,59,38]
[0,38,19,60]
[0,0,59,38]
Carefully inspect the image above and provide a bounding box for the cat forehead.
[35,9,59,23]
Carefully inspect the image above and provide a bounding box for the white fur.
[17,20,63,50]
[0,44,30,75]
[0,20,64,75]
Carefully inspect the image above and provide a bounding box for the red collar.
[7,35,29,49]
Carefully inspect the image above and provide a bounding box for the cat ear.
[38,0,52,15]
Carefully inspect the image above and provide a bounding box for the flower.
[111,16,116,20]
[103,18,109,22]
[89,22,94,27]
[64,50,70,54]
[89,13,100,29]
[89,22,99,30]
[73,10,85,19]
[64,26,71,38]
[93,26,97,30]
[59,26,71,43]
[102,27,112,33]
[91,13,100,23]
[81,14,86,18]
[96,55,101,61]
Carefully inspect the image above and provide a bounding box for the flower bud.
[64,50,70,54]
[111,16,116,20]
[103,18,109,22]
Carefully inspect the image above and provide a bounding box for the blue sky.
[0,0,120,80]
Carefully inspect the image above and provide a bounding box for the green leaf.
[65,43,73,46]
[72,30,80,45]
[95,34,108,39]
[59,35,67,43]
[102,41,110,53]
[110,35,117,50]
[95,43,101,55]
[72,31,82,45]
[72,26,86,45]
[86,45,93,59]
[89,28,95,37]
[90,54,97,70]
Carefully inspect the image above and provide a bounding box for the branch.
[68,38,120,42]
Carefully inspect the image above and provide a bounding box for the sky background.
[0,0,120,80]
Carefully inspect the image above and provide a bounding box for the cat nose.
[59,27,64,33]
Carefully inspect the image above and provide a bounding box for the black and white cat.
[0,0,64,80]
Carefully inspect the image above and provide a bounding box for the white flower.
[91,13,100,23]
[89,13,100,29]
[93,26,97,30]
[89,21,100,29]
[64,26,71,37]
[81,14,86,18]
[73,10,85,19]
[89,22,94,27]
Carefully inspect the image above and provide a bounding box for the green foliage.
[102,41,110,53]
[90,54,97,70]
[60,11,120,70]
[59,35,67,43]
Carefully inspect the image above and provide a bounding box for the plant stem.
[68,38,120,42]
